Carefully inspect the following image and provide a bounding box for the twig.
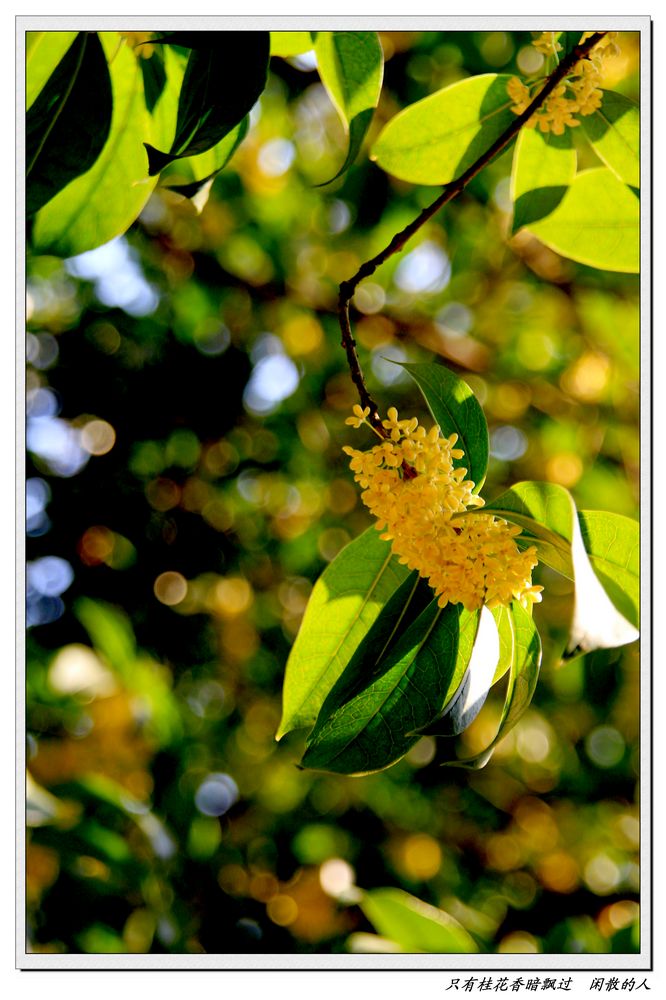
[338,31,607,434]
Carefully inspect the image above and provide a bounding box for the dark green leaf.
[561,31,584,56]
[27,32,112,215]
[511,127,576,232]
[582,90,639,187]
[276,528,409,740]
[301,602,470,775]
[359,888,479,953]
[314,31,383,183]
[143,31,269,175]
[440,601,542,769]
[306,572,430,718]
[371,73,515,185]
[139,46,168,113]
[400,361,489,492]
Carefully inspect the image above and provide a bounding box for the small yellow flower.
[344,407,541,612]
[532,32,563,56]
[507,32,618,135]
[345,404,371,429]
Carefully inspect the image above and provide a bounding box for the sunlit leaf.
[578,510,640,629]
[31,33,165,256]
[510,127,577,233]
[276,528,409,740]
[526,167,639,273]
[301,602,475,775]
[371,73,515,185]
[400,361,489,491]
[314,31,383,183]
[27,32,112,216]
[484,482,639,652]
[270,31,314,57]
[359,888,479,953]
[143,31,269,175]
[440,600,542,769]
[582,91,639,188]
[26,30,78,109]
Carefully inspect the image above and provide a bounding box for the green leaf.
[440,601,542,769]
[163,117,248,210]
[143,31,269,175]
[510,126,577,233]
[314,31,383,183]
[526,167,639,273]
[301,602,474,775]
[578,510,640,629]
[359,888,479,953]
[270,31,314,58]
[422,607,499,736]
[31,32,163,257]
[484,482,639,652]
[304,572,430,718]
[582,90,640,188]
[371,73,515,186]
[276,528,409,740]
[400,361,489,491]
[26,30,78,110]
[490,604,514,685]
[560,31,584,56]
[27,32,113,216]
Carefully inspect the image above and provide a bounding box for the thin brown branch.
[338,31,607,434]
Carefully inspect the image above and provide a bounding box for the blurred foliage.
[25,29,640,956]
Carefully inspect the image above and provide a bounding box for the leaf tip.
[143,142,173,177]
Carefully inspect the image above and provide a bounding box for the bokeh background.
[25,29,641,956]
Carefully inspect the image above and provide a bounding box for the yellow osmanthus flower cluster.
[343,405,543,612]
[507,31,620,135]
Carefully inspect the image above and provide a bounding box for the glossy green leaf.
[276,528,409,740]
[301,602,473,775]
[527,167,639,273]
[270,31,314,57]
[400,361,489,491]
[26,30,78,109]
[144,31,269,175]
[441,601,542,769]
[27,32,112,216]
[510,126,577,233]
[314,31,383,182]
[31,33,164,257]
[578,510,640,629]
[359,888,479,953]
[371,73,515,186]
[484,482,639,651]
[582,91,639,188]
